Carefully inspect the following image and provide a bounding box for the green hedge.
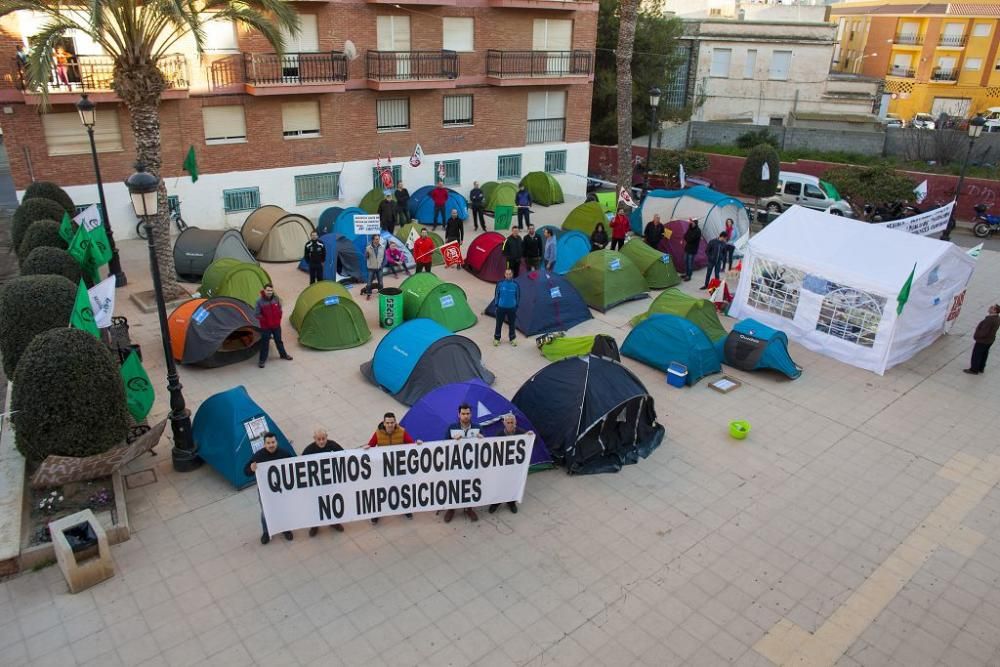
[11,198,66,254]
[17,219,65,262]
[0,274,77,378]
[24,181,75,215]
[12,328,128,461]
[20,247,82,284]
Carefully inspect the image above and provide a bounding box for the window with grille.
[42,110,123,156]
[816,284,886,348]
[498,154,522,180]
[433,160,461,186]
[377,98,410,131]
[203,105,246,144]
[526,91,566,144]
[544,150,566,173]
[443,95,473,126]
[281,101,320,138]
[223,187,260,213]
[295,172,340,204]
[746,258,803,320]
[371,165,402,190]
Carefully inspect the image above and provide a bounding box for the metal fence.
[485,50,593,77]
[526,118,566,144]
[244,52,348,85]
[366,51,459,81]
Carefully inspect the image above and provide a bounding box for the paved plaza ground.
[2,199,1000,666]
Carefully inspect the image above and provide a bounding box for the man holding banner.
[245,433,295,544]
[445,404,481,523]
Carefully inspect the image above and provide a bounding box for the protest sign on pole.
[256,435,535,534]
[877,201,955,237]
[353,214,382,236]
[440,240,464,267]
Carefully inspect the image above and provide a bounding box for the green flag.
[120,350,154,421]
[67,224,101,284]
[58,211,74,243]
[896,263,916,316]
[183,145,199,182]
[76,206,113,265]
[70,280,100,338]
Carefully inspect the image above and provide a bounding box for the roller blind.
[527,91,566,120]
[203,105,246,143]
[769,51,791,80]
[443,17,473,52]
[42,109,123,156]
[377,15,410,50]
[281,101,320,136]
[710,48,731,77]
[203,16,238,52]
[532,19,572,50]
[443,94,473,125]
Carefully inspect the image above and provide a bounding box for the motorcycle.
[973,203,1000,238]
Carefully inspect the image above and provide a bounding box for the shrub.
[12,328,129,462]
[736,129,779,150]
[20,247,82,284]
[0,274,77,378]
[739,144,781,198]
[17,219,66,262]
[24,181,75,215]
[11,198,66,254]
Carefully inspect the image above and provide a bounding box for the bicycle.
[136,200,188,239]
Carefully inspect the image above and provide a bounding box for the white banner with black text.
[256,436,535,534]
[876,201,954,237]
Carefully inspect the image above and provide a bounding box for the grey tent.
[173,228,257,282]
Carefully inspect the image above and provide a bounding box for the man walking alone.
[493,268,520,347]
[255,284,293,368]
[303,231,326,284]
[965,305,1000,375]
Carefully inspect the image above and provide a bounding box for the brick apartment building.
[0,0,597,237]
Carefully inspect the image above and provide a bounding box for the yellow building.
[830,1,1000,120]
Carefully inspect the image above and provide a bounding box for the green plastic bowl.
[729,420,751,440]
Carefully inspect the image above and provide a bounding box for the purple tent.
[661,220,707,271]
[400,380,553,470]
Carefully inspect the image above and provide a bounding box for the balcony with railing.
[488,0,596,9]
[486,50,593,86]
[366,50,459,90]
[886,66,916,78]
[893,33,923,45]
[931,67,958,81]
[526,118,565,144]
[938,34,968,47]
[243,52,348,94]
[9,54,189,103]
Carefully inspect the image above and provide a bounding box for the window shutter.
[770,51,791,80]
[744,50,757,79]
[377,99,409,130]
[377,15,410,50]
[443,95,472,125]
[711,49,731,77]
[42,110,123,156]
[202,106,246,142]
[442,18,473,52]
[203,16,238,51]
[281,101,320,135]
[533,19,571,50]
[527,92,547,120]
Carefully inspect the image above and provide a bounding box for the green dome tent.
[565,250,648,312]
[200,258,272,307]
[290,281,371,350]
[360,187,390,214]
[483,181,518,213]
[520,171,564,206]
[400,273,477,332]
[562,201,608,236]
[399,223,444,265]
[620,238,681,290]
[629,287,727,342]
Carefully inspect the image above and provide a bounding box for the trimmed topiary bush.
[17,219,66,262]
[11,198,66,254]
[12,328,129,462]
[0,274,76,378]
[24,181,75,215]
[20,246,82,284]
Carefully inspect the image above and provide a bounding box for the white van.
[761,172,854,217]
[984,107,1000,122]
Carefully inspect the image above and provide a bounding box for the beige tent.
[240,205,315,262]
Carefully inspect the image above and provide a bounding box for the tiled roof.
[833,3,948,15]
[947,3,1000,16]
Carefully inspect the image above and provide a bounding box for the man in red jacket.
[412,227,436,273]
[254,284,293,368]
[430,180,449,229]
[610,207,630,251]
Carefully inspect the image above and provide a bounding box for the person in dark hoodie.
[522,224,543,271]
[394,182,411,229]
[445,208,464,247]
[378,193,397,235]
[515,184,532,229]
[964,304,1000,375]
[590,222,609,251]
[244,432,294,544]
[302,428,346,536]
[683,218,702,281]
[365,413,416,522]
[502,227,524,277]
[470,181,487,231]
[702,231,728,289]
[255,284,293,368]
[643,214,665,249]
[303,231,326,284]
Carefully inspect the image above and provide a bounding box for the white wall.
[19,141,590,240]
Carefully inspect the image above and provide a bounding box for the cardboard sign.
[354,214,382,235]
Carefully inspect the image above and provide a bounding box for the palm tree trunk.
[616,0,639,197]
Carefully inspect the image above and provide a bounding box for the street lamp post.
[644,87,662,193]
[125,164,201,472]
[77,94,126,287]
[942,114,986,241]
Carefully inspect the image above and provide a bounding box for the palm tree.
[1,0,299,297]
[615,0,638,198]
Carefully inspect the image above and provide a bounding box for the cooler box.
[379,288,404,330]
[667,362,688,388]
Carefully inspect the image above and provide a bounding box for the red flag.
[440,241,464,267]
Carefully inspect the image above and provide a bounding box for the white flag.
[337,173,345,200]
[679,163,686,188]
[87,275,116,329]
[406,226,419,249]
[437,162,446,180]
[914,180,928,204]
[761,162,771,181]
[409,143,424,168]
[709,279,726,304]
[74,204,102,233]
[618,187,637,209]
[967,243,983,259]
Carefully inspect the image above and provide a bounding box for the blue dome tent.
[317,206,344,235]
[622,314,722,385]
[720,318,802,379]
[360,319,495,405]
[192,385,293,489]
[632,186,750,251]
[408,186,468,225]
[333,207,369,240]
[485,269,592,336]
[296,232,366,282]
[554,230,592,274]
[400,380,553,470]
[352,231,415,273]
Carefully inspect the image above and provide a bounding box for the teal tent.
[719,318,801,379]
[622,314,721,385]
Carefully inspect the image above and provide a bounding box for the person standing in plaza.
[431,181,449,229]
[255,284,293,368]
[683,218,701,282]
[964,305,1000,375]
[493,268,520,347]
[643,214,665,249]
[543,228,557,271]
[723,218,736,270]
[515,184,532,229]
[445,208,464,261]
[365,412,416,522]
[378,193,397,236]
[470,181,487,232]
[445,404,480,523]
[522,224,542,272]
[502,227,524,277]
[244,432,294,544]
[488,413,530,515]
[303,231,326,285]
[702,231,728,289]
[394,182,411,229]
[363,234,386,300]
[302,429,346,536]
[610,207,630,251]
[413,227,435,274]
[590,222,609,251]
